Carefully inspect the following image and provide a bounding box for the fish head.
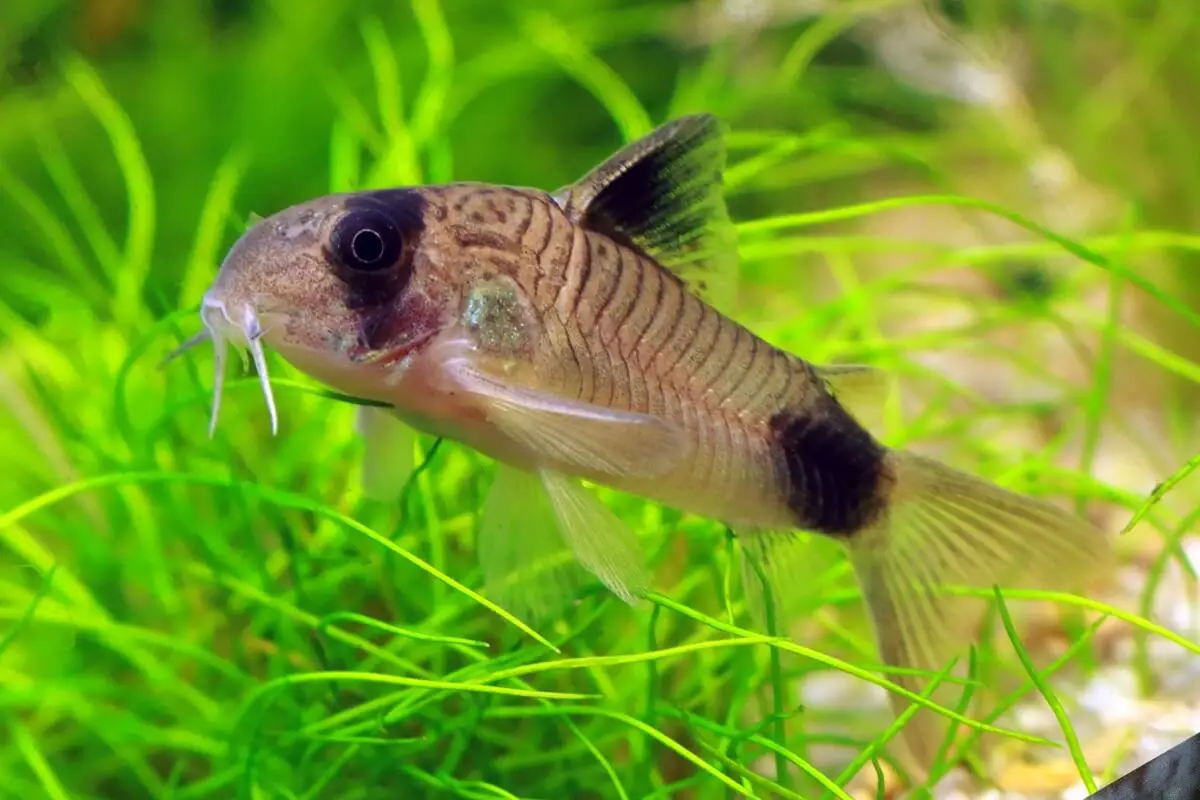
[194,187,467,434]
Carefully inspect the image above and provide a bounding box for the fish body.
[322,186,823,533]
[190,114,1113,768]
[211,186,868,535]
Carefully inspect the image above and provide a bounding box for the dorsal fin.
[552,113,739,312]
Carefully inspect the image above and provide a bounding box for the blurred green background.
[3,1,1200,798]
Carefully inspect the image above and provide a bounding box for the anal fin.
[738,528,849,633]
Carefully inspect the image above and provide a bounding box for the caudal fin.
[846,449,1112,774]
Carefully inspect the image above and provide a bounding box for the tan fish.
[179,114,1112,767]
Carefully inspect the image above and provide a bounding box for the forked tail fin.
[847,450,1112,774]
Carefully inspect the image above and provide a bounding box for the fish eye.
[332,208,403,272]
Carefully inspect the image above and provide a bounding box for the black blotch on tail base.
[770,395,890,537]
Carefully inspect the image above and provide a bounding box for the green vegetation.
[3,1,1199,797]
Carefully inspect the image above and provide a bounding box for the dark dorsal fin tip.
[556,113,739,310]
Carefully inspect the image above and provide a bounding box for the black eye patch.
[326,189,428,310]
[332,208,402,272]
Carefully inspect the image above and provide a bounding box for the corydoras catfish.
[181,114,1113,767]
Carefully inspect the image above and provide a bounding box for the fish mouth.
[203,295,282,437]
[162,294,285,438]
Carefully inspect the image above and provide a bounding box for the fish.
[176,113,1113,770]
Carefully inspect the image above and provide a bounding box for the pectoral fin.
[482,387,687,478]
[435,336,689,478]
[356,406,416,502]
